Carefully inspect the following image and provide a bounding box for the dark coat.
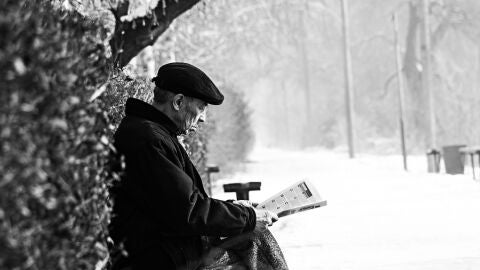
[109,98,256,270]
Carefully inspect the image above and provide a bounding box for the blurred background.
[127,0,480,156]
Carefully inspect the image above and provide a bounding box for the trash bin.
[442,145,466,174]
[426,148,441,173]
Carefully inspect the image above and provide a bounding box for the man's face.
[178,97,208,135]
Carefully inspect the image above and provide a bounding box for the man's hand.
[231,200,278,227]
[253,208,278,227]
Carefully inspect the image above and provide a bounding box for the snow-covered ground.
[211,148,480,270]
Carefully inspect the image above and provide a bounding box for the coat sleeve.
[126,140,256,237]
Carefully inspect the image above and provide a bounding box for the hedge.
[0,1,113,269]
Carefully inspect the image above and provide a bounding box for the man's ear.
[172,94,185,111]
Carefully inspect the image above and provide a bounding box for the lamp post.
[393,12,408,171]
[340,0,356,158]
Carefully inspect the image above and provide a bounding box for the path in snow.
[211,148,480,270]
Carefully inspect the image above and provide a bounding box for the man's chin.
[185,127,199,136]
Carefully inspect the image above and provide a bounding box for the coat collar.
[125,98,180,136]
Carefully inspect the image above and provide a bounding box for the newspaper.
[256,180,327,218]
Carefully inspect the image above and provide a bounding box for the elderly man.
[110,62,286,270]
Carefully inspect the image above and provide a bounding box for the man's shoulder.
[115,115,176,148]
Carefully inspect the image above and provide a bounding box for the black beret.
[151,62,224,105]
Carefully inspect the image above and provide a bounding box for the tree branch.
[110,0,201,68]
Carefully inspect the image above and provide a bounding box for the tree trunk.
[403,0,450,145]
[110,0,201,68]
[421,0,437,149]
[299,7,312,131]
[403,1,424,140]
[281,79,291,147]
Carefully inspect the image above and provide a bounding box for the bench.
[459,146,480,179]
[223,182,261,200]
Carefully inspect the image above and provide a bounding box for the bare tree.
[403,0,472,142]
